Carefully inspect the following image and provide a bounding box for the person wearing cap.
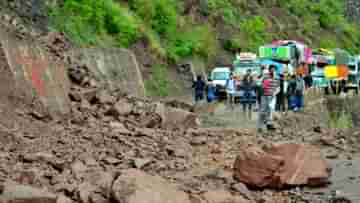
[257,65,280,132]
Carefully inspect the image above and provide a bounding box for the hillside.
[2,0,360,98]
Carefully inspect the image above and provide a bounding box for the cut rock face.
[233,143,332,189]
[111,169,191,203]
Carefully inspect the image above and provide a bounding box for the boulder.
[233,144,331,189]
[162,107,200,129]
[0,181,57,203]
[112,169,191,203]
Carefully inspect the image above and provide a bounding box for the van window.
[212,72,229,80]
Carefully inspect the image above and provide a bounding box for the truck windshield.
[212,72,229,80]
[234,63,260,73]
[349,65,356,71]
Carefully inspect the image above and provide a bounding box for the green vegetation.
[329,112,353,129]
[49,0,360,97]
[49,0,141,46]
[144,64,171,97]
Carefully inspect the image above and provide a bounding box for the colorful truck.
[259,40,312,76]
[311,48,352,94]
[310,49,334,91]
[232,52,260,103]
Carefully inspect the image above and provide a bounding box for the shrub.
[145,64,171,97]
[240,16,269,51]
[201,0,238,26]
[129,0,178,36]
[49,0,141,47]
[167,24,217,62]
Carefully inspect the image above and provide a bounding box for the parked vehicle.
[310,50,334,92]
[210,67,231,98]
[259,40,312,74]
[345,56,360,94]
[232,53,261,102]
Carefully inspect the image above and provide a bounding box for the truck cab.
[346,56,360,93]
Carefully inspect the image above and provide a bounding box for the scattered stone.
[231,182,254,200]
[107,99,132,117]
[313,126,322,133]
[102,157,121,165]
[111,169,191,203]
[132,158,152,169]
[202,190,249,203]
[71,161,88,179]
[57,195,73,203]
[190,136,207,146]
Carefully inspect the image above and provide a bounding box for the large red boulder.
[233,144,331,189]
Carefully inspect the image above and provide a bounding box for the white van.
[210,67,231,94]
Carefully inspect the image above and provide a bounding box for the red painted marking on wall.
[15,54,49,97]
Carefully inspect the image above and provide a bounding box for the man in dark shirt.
[192,75,206,103]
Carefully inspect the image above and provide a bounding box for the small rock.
[112,169,191,203]
[96,91,114,104]
[69,92,82,102]
[77,182,96,203]
[331,190,352,203]
[326,150,339,159]
[202,190,249,203]
[313,126,322,133]
[71,161,88,179]
[132,158,152,169]
[57,195,73,203]
[231,183,254,200]
[107,100,132,117]
[190,136,207,146]
[102,157,121,165]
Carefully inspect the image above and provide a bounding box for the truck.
[259,40,312,76]
[345,56,360,94]
[232,53,260,102]
[311,48,352,95]
[233,52,261,77]
[310,49,334,93]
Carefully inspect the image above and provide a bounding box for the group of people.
[192,64,310,132]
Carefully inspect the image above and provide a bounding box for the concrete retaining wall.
[0,29,70,116]
[69,48,146,98]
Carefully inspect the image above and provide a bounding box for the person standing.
[257,65,280,132]
[255,65,266,112]
[192,75,206,104]
[206,79,217,103]
[225,73,236,109]
[276,73,286,112]
[287,74,297,111]
[240,69,257,120]
[294,74,305,111]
